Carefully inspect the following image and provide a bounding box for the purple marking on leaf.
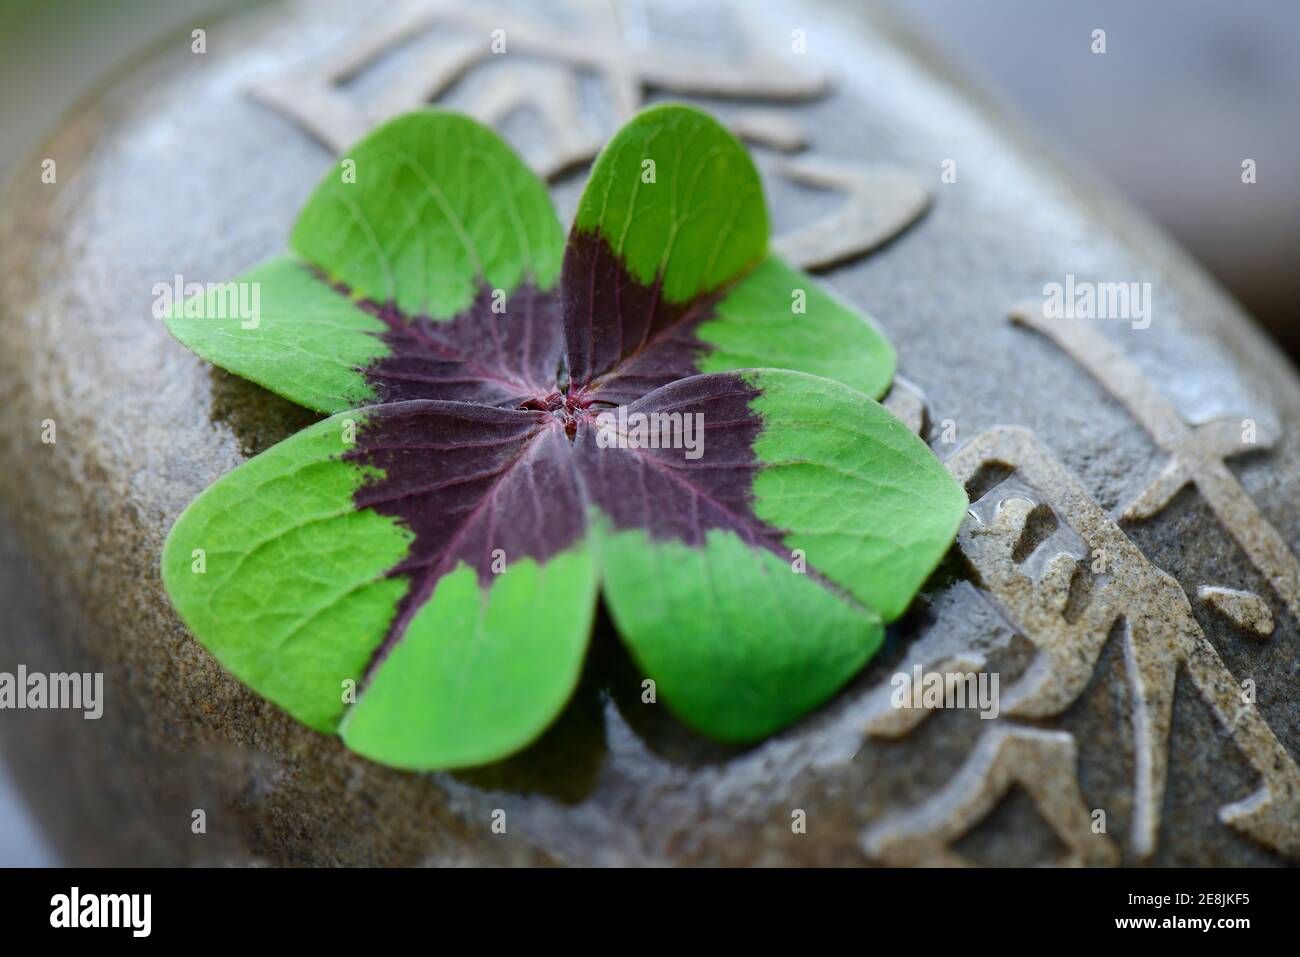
[333,239,831,685]
[363,284,566,408]
[576,373,872,611]
[562,231,722,405]
[344,400,587,679]
[309,263,567,407]
[574,372,784,552]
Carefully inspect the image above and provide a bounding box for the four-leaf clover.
[162,105,966,769]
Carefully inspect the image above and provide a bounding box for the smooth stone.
[1,0,1297,866]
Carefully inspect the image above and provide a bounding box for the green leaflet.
[160,412,412,732]
[565,103,894,401]
[744,369,968,622]
[596,370,965,741]
[699,254,896,400]
[165,111,566,414]
[161,410,599,768]
[163,257,388,414]
[342,552,596,769]
[595,522,884,742]
[292,110,564,317]
[572,102,768,304]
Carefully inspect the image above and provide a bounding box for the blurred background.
[1,0,1297,864]
[904,0,1300,362]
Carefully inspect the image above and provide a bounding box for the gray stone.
[1,0,1297,866]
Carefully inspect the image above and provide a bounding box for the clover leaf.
[162,105,966,769]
